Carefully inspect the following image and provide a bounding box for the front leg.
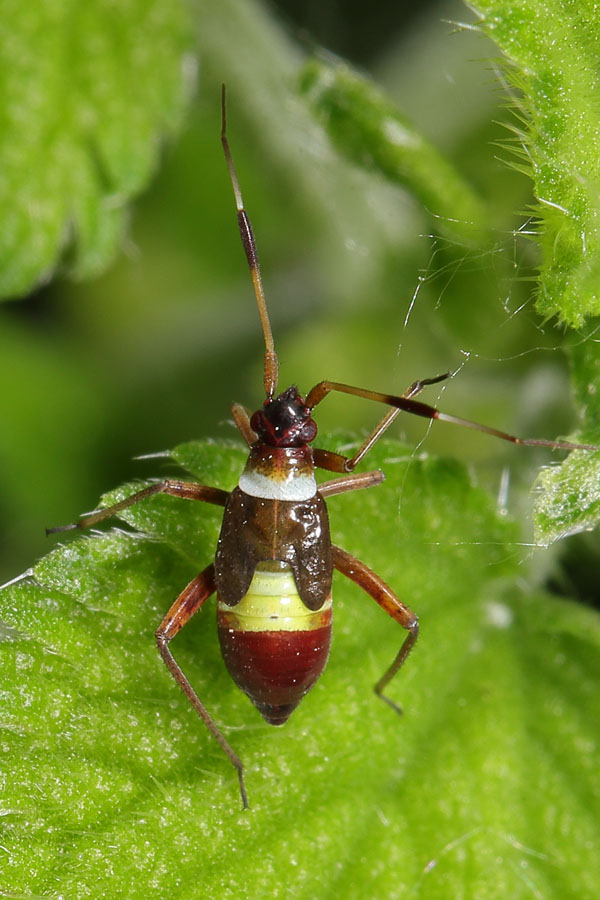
[312,373,452,474]
[156,564,248,810]
[47,480,229,533]
[332,545,418,715]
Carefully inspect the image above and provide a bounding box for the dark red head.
[250,386,318,447]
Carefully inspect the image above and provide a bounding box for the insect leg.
[318,470,385,498]
[332,545,418,715]
[313,373,452,474]
[231,402,257,447]
[156,564,248,809]
[307,379,597,453]
[46,481,229,533]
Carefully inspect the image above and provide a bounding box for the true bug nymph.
[49,87,597,809]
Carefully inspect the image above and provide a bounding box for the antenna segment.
[221,85,279,398]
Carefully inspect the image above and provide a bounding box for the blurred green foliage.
[1,0,600,897]
[474,0,600,325]
[0,0,193,297]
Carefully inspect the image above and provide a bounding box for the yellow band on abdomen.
[217,562,332,632]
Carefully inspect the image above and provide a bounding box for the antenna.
[221,85,279,398]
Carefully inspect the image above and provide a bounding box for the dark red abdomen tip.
[218,622,332,724]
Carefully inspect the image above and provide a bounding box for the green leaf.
[2,439,600,898]
[533,327,600,544]
[533,449,600,545]
[467,1,600,541]
[469,0,600,326]
[299,57,487,242]
[0,0,193,299]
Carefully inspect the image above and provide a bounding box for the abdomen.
[217,560,332,725]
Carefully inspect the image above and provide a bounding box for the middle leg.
[47,481,229,533]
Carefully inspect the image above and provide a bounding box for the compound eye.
[250,409,270,440]
[298,419,317,443]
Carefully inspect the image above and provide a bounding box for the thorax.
[237,443,316,501]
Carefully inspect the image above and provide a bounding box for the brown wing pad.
[215,487,333,610]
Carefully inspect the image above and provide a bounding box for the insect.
[48,87,597,809]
